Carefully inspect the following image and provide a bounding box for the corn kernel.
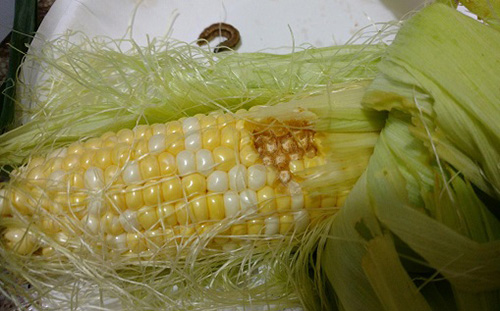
[188,196,209,223]
[231,224,246,236]
[107,190,126,212]
[101,212,124,235]
[320,195,337,208]
[112,143,132,167]
[165,132,184,155]
[94,148,112,170]
[134,138,149,159]
[117,129,134,144]
[134,124,153,140]
[137,206,159,230]
[257,186,277,215]
[145,229,164,249]
[221,125,240,149]
[206,194,225,220]
[161,177,182,203]
[279,214,294,234]
[140,155,160,180]
[104,165,123,186]
[157,204,177,226]
[67,142,84,155]
[125,186,144,211]
[247,219,264,235]
[158,152,177,176]
[175,201,189,225]
[289,160,304,174]
[143,181,163,206]
[200,115,217,129]
[202,128,220,150]
[182,173,207,197]
[304,192,321,209]
[83,137,102,150]
[166,120,183,135]
[127,232,146,253]
[62,154,81,171]
[152,123,167,135]
[240,145,260,167]
[213,146,236,171]
[4,228,37,255]
[80,150,96,169]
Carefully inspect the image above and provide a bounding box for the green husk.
[323,4,500,310]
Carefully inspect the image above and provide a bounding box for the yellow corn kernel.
[235,119,245,130]
[139,155,160,180]
[200,115,217,129]
[175,201,189,225]
[247,219,264,235]
[182,173,206,197]
[165,133,184,155]
[289,160,304,174]
[304,156,325,169]
[112,143,132,167]
[44,157,63,174]
[166,120,183,135]
[80,150,96,170]
[104,165,123,186]
[127,232,146,253]
[257,186,277,215]
[134,124,153,140]
[240,145,260,167]
[217,114,234,127]
[62,154,81,171]
[143,181,163,206]
[11,190,34,215]
[67,169,85,189]
[102,135,118,148]
[201,128,220,151]
[133,138,149,159]
[231,224,247,236]
[107,190,126,212]
[125,186,144,211]
[157,204,177,226]
[175,225,195,244]
[145,229,165,249]
[158,152,177,176]
[275,186,291,212]
[40,217,61,234]
[279,214,294,234]
[117,129,134,144]
[67,142,84,155]
[26,165,47,187]
[94,148,112,170]
[239,130,253,149]
[320,195,337,208]
[213,146,236,171]
[83,137,102,150]
[102,212,124,235]
[220,125,240,149]
[137,206,159,230]
[304,192,321,209]
[3,228,37,255]
[161,178,182,203]
[152,123,167,136]
[206,194,225,220]
[188,196,209,223]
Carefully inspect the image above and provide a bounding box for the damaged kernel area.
[251,118,319,184]
[0,108,338,257]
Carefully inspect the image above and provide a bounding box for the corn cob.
[0,104,365,257]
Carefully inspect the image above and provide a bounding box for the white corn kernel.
[288,181,304,211]
[185,132,202,151]
[122,161,142,185]
[176,150,196,176]
[223,191,240,218]
[84,167,105,191]
[196,149,215,176]
[182,117,200,135]
[264,216,279,235]
[247,164,267,191]
[207,170,229,193]
[119,209,140,232]
[148,134,166,153]
[229,165,247,192]
[239,189,258,213]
